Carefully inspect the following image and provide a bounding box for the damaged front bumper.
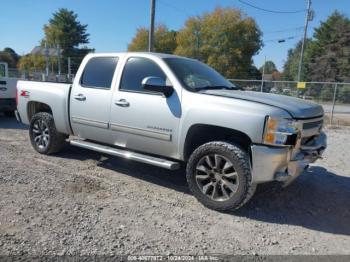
[250,132,327,185]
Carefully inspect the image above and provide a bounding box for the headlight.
[263,116,299,146]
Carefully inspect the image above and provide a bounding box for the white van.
[0,62,19,116]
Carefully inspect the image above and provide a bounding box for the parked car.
[15,52,327,211]
[0,62,19,116]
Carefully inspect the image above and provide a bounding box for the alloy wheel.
[195,154,239,201]
[32,119,50,149]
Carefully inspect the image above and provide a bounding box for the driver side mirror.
[142,76,174,98]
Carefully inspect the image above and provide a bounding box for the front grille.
[301,136,317,145]
[303,120,323,130]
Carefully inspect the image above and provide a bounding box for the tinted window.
[81,57,118,89]
[164,58,236,91]
[120,57,166,92]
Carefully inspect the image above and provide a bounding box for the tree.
[338,85,350,103]
[259,61,277,74]
[175,7,262,79]
[43,8,89,51]
[42,8,92,73]
[307,11,350,82]
[128,25,177,54]
[247,65,262,80]
[0,47,20,68]
[282,39,312,81]
[18,55,46,72]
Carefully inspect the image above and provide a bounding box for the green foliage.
[259,61,277,74]
[308,11,350,82]
[43,8,89,51]
[247,65,262,80]
[175,7,262,79]
[338,85,350,103]
[128,8,262,79]
[320,87,334,101]
[18,55,51,72]
[42,8,92,73]
[128,25,177,54]
[282,39,312,81]
[0,47,20,68]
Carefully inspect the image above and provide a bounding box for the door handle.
[115,99,130,107]
[0,87,7,91]
[74,94,86,101]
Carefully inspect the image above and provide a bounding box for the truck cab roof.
[84,52,194,60]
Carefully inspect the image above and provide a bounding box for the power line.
[264,35,303,43]
[264,26,304,34]
[238,0,306,14]
[158,0,192,17]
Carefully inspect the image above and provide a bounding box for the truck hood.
[201,90,324,119]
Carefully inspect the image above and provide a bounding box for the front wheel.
[186,141,256,211]
[29,112,67,154]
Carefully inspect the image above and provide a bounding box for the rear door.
[70,56,118,144]
[0,63,14,99]
[0,78,18,99]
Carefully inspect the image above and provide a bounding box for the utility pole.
[297,0,312,82]
[67,57,71,80]
[261,56,266,92]
[148,0,156,52]
[57,44,61,75]
[44,42,49,77]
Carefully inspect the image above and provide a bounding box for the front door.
[109,56,181,159]
[70,56,118,144]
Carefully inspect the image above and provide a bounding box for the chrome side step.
[70,139,181,170]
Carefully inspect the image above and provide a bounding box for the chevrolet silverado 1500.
[16,52,327,211]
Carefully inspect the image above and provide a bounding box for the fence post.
[330,83,338,126]
[67,57,71,80]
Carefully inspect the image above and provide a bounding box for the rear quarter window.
[80,57,118,89]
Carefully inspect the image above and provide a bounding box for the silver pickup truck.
[16,52,326,211]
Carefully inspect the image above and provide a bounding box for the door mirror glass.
[142,76,173,97]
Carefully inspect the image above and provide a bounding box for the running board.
[70,139,180,170]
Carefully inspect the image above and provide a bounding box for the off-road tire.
[186,141,256,211]
[29,112,67,154]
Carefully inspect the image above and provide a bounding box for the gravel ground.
[0,114,349,256]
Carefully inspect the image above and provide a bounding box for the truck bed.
[16,80,72,134]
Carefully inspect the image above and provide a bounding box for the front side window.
[80,57,118,89]
[120,57,166,93]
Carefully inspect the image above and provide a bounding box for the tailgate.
[0,77,18,99]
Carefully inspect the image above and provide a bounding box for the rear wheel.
[29,112,67,154]
[186,141,256,211]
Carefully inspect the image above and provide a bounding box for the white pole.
[261,55,266,92]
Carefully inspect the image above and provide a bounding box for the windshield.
[163,58,237,91]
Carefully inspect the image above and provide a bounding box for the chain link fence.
[4,65,350,126]
[229,79,350,126]
[8,68,75,83]
[5,56,85,82]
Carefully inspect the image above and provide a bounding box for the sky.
[0,0,349,71]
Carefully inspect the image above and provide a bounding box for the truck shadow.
[234,166,350,236]
[0,113,27,129]
[56,146,350,236]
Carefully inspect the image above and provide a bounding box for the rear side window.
[80,57,118,89]
[120,57,166,93]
